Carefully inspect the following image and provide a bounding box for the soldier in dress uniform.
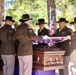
[15,14,42,75]
[53,18,74,75]
[0,16,15,75]
[36,18,50,46]
[36,18,50,36]
[69,17,76,75]
[70,17,76,39]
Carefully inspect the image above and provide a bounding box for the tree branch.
[56,0,62,5]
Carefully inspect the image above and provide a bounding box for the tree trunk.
[47,0,56,29]
[0,0,4,24]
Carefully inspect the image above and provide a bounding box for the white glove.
[67,35,71,40]
[42,35,50,39]
[62,35,71,41]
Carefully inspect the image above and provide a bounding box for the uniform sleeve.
[69,28,74,39]
[47,29,51,36]
[27,28,42,41]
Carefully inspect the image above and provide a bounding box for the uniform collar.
[59,25,66,32]
[39,26,45,32]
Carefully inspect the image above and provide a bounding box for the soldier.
[53,18,74,75]
[36,18,50,36]
[69,17,76,75]
[36,18,50,45]
[0,16,15,75]
[70,17,76,39]
[15,14,42,75]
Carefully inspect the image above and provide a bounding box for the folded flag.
[32,35,71,44]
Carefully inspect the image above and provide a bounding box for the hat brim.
[70,21,76,24]
[2,20,15,22]
[70,21,74,24]
[36,22,47,25]
[19,18,32,22]
[56,21,69,23]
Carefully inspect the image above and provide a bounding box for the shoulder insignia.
[69,28,74,37]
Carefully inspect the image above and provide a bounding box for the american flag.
[48,7,55,36]
[32,36,71,44]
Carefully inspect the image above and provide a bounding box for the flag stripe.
[48,7,55,35]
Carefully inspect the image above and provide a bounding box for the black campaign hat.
[57,18,69,23]
[3,16,15,22]
[36,18,47,25]
[70,17,76,24]
[19,14,32,22]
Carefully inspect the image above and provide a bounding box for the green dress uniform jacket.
[70,31,76,66]
[38,27,50,36]
[54,26,72,36]
[0,24,15,55]
[15,23,42,56]
[54,26,73,56]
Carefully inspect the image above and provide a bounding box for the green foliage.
[55,0,76,24]
[6,0,48,27]
[5,0,76,28]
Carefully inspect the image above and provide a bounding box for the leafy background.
[5,0,76,30]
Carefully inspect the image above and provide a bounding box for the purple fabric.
[14,67,55,75]
[32,69,55,75]
[14,66,19,75]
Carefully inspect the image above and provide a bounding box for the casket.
[33,45,65,70]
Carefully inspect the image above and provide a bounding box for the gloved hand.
[62,35,71,41]
[42,35,53,44]
[42,35,50,39]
